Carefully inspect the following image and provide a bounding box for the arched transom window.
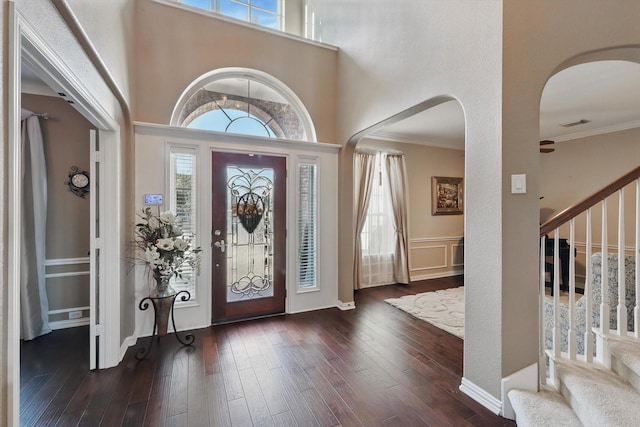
[173,68,316,142]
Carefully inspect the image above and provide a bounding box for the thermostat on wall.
[144,194,164,205]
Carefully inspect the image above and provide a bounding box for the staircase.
[508,165,640,426]
[509,336,640,426]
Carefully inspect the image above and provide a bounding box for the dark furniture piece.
[545,238,574,295]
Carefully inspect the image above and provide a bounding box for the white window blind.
[298,162,318,289]
[170,149,198,299]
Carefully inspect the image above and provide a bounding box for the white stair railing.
[540,167,640,384]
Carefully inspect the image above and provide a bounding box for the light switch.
[511,174,526,194]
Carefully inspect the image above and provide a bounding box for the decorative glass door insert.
[225,166,274,302]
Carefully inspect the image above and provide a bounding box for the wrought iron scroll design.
[227,167,274,299]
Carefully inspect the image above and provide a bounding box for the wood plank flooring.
[20,276,515,426]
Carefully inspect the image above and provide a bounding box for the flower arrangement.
[134,207,202,292]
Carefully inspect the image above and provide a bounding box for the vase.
[150,273,176,337]
[150,273,176,298]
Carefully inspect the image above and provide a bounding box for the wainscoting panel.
[410,236,464,281]
[45,257,90,329]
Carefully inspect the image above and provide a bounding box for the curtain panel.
[21,109,51,340]
[385,154,410,284]
[353,151,376,290]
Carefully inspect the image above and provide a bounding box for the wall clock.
[66,166,90,198]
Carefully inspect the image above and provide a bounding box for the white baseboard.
[120,334,138,361]
[501,363,538,420]
[49,318,90,330]
[411,270,463,282]
[460,377,502,415]
[337,300,356,311]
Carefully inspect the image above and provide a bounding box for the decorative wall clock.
[66,166,90,198]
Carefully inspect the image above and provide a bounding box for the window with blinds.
[170,149,198,299]
[298,162,318,289]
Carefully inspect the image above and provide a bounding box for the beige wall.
[503,0,640,385]
[22,94,94,324]
[359,138,465,280]
[541,127,640,282]
[133,0,338,143]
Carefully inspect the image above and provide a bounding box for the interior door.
[211,152,286,323]
[88,129,101,369]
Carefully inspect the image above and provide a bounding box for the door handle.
[214,239,226,253]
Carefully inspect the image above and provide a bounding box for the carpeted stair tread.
[557,360,640,427]
[609,339,640,393]
[508,389,582,427]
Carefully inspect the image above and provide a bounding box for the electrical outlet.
[68,310,83,320]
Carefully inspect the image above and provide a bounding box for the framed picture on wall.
[432,176,464,215]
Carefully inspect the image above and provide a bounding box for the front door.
[211,152,286,323]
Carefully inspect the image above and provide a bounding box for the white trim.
[460,377,502,415]
[573,241,636,253]
[99,128,123,369]
[168,68,318,142]
[7,6,23,425]
[135,122,339,153]
[288,303,339,315]
[45,271,90,279]
[120,335,139,361]
[551,119,640,143]
[367,130,465,151]
[410,236,464,243]
[410,270,464,282]
[501,363,538,420]
[49,306,90,315]
[50,318,90,330]
[45,257,90,266]
[151,0,337,51]
[451,244,464,267]
[337,300,356,311]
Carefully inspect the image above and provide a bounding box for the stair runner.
[508,338,640,427]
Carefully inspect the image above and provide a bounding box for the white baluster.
[539,235,547,384]
[636,179,640,338]
[553,228,561,359]
[618,188,627,336]
[584,208,593,362]
[601,199,610,335]
[568,219,576,359]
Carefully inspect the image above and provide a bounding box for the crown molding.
[550,119,640,143]
[366,130,464,150]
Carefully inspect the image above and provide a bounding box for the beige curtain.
[385,154,410,284]
[354,151,376,290]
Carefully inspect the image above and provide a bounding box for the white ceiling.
[22,59,640,149]
[368,60,640,149]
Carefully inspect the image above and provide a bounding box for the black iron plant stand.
[135,290,194,359]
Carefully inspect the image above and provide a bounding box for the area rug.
[384,286,464,339]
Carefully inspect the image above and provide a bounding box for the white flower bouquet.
[134,207,202,289]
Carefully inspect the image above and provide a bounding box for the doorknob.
[214,239,226,253]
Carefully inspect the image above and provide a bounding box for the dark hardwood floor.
[20,276,515,426]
